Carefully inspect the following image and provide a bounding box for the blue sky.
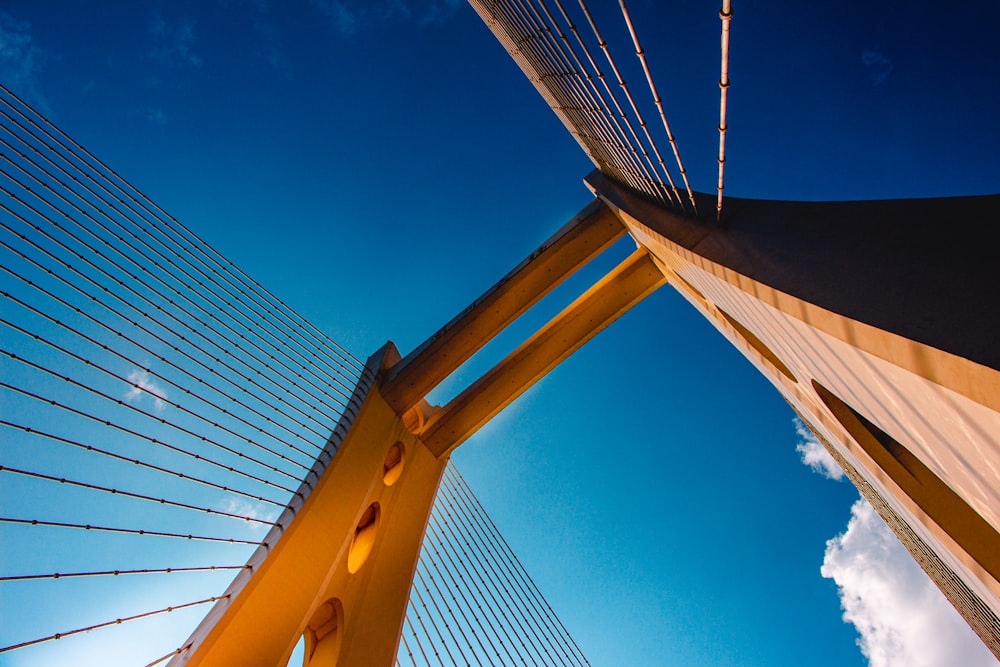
[1,1,998,666]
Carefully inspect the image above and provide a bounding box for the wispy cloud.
[821,498,997,667]
[218,496,280,533]
[132,106,168,125]
[149,13,203,68]
[124,368,168,412]
[794,417,844,480]
[861,49,894,86]
[245,0,286,69]
[0,10,50,113]
[313,1,358,36]
[310,0,462,36]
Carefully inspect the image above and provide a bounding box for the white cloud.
[794,417,844,480]
[124,367,168,412]
[0,10,50,113]
[821,499,997,667]
[793,419,996,665]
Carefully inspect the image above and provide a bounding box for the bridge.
[2,1,999,665]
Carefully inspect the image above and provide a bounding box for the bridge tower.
[172,202,662,664]
[141,0,1000,659]
[2,0,998,663]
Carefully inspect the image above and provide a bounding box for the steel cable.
[2,420,288,508]
[434,480,548,665]
[436,474,569,666]
[423,516,503,661]
[449,466,590,664]
[0,466,281,527]
[0,565,248,583]
[0,178,351,428]
[0,362,308,486]
[0,596,228,654]
[576,0,682,207]
[427,511,527,665]
[0,135,361,408]
[0,294,327,457]
[0,85,364,377]
[0,324,316,472]
[619,0,699,215]
[0,220,340,443]
[717,0,733,221]
[0,250,337,452]
[0,517,264,546]
[549,0,672,203]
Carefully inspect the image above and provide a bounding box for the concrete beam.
[421,249,666,458]
[381,199,625,414]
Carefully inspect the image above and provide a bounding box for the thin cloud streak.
[124,368,168,412]
[218,496,279,534]
[310,0,462,36]
[0,10,50,113]
[794,417,844,481]
[132,106,168,125]
[149,13,203,68]
[861,49,894,85]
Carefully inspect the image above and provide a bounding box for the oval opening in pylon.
[383,442,405,486]
[348,503,380,573]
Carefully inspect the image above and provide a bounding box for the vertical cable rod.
[618,0,699,216]
[717,0,733,222]
[550,0,672,204]
[576,0,681,208]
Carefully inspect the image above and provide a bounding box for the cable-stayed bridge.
[2,1,1000,665]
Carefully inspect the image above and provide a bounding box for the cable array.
[0,37,604,660]
[0,84,364,664]
[468,0,702,215]
[397,466,590,666]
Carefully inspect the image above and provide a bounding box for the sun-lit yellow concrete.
[174,201,662,667]
[421,248,666,458]
[174,345,447,667]
[382,199,625,415]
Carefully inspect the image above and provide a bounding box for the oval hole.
[718,307,797,383]
[383,442,405,486]
[304,598,343,665]
[813,380,1000,581]
[348,503,379,573]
